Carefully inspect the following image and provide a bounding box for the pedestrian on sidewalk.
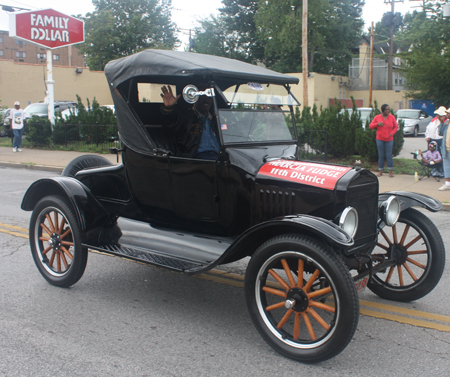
[369,103,399,178]
[438,108,450,190]
[6,101,25,152]
[425,106,446,151]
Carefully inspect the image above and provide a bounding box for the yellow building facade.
[0,57,407,112]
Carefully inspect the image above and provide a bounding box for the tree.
[79,0,177,70]
[193,16,246,60]
[193,0,263,64]
[396,3,450,105]
[255,0,365,74]
[219,0,264,63]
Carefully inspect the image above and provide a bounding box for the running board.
[90,244,205,272]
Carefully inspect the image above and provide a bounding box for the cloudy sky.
[0,0,423,49]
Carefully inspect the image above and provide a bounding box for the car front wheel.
[29,195,87,287]
[245,235,359,363]
[368,208,445,302]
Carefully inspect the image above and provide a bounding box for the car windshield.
[219,109,295,143]
[397,110,419,119]
[222,83,298,106]
[24,103,48,115]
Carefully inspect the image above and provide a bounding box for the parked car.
[397,109,432,137]
[339,107,379,128]
[0,108,11,137]
[60,105,115,120]
[24,101,77,120]
[21,50,445,363]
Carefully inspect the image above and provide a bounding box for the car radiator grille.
[346,182,378,246]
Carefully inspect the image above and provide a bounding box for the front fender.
[21,177,108,232]
[211,215,353,268]
[379,191,442,213]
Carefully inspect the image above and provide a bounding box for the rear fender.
[21,177,108,233]
[216,215,353,267]
[379,191,442,213]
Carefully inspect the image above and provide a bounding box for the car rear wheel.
[29,195,87,287]
[368,208,445,302]
[62,154,113,177]
[245,235,359,363]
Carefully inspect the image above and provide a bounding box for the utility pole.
[369,22,374,106]
[302,0,308,108]
[387,0,395,90]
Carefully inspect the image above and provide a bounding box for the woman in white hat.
[424,106,446,151]
[438,107,450,190]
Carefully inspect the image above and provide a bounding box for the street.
[0,166,449,377]
[397,134,429,159]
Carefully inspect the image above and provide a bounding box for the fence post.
[96,122,99,147]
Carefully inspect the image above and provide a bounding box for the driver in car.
[160,84,220,160]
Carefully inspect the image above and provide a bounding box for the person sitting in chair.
[418,141,443,177]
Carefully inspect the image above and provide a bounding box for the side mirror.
[182,85,215,104]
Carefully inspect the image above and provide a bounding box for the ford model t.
[22,50,445,362]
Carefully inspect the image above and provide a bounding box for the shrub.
[26,116,52,145]
[297,99,363,158]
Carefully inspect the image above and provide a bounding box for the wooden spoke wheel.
[369,208,445,302]
[30,195,87,287]
[245,235,359,363]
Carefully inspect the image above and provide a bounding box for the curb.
[0,161,63,174]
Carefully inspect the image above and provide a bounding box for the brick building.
[0,30,85,67]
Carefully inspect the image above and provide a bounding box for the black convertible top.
[104,49,299,88]
[104,49,299,155]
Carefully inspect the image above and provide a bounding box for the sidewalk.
[1,146,448,210]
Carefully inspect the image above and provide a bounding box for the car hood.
[257,159,352,190]
[397,118,417,126]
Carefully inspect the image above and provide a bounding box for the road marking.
[0,223,28,238]
[2,222,449,331]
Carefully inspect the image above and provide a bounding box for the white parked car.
[396,109,432,137]
[339,107,378,129]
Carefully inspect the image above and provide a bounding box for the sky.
[0,0,425,50]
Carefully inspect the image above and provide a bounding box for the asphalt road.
[397,133,429,159]
[0,167,449,377]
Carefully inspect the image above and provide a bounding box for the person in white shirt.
[425,106,445,151]
[7,101,25,152]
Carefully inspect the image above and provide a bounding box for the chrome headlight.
[379,196,400,226]
[339,207,358,238]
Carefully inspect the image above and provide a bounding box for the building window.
[16,40,26,45]
[37,53,46,59]
[0,50,3,56]
[16,51,26,58]
[0,37,3,43]
[53,54,59,61]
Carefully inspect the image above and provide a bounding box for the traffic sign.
[9,8,84,49]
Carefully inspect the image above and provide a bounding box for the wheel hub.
[286,288,309,312]
[390,243,407,264]
[49,233,61,251]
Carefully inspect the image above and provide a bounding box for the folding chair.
[411,152,443,182]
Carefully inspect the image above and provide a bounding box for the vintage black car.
[21,50,445,363]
